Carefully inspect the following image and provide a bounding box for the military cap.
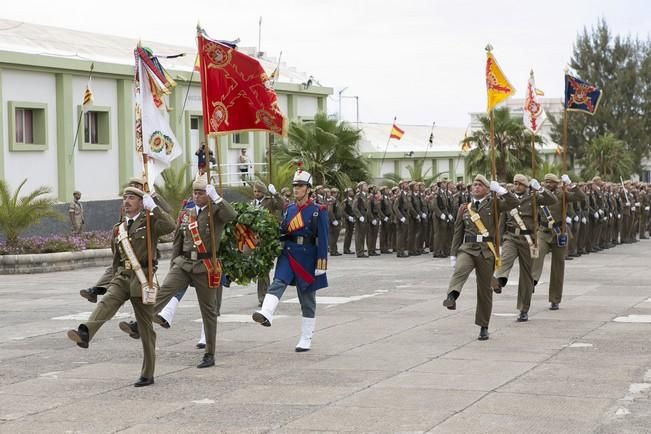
[513,173,529,187]
[473,174,490,188]
[123,187,145,198]
[293,168,313,186]
[592,175,602,183]
[356,181,367,189]
[253,180,267,193]
[391,186,399,192]
[330,187,339,193]
[544,173,560,183]
[344,187,353,193]
[192,179,208,191]
[73,190,81,195]
[128,176,145,188]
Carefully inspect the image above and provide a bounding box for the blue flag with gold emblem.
[564,74,602,115]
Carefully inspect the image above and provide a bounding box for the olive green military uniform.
[342,193,355,254]
[327,194,344,255]
[393,188,410,257]
[352,191,369,257]
[379,190,394,253]
[532,183,586,306]
[367,193,383,255]
[495,187,556,313]
[81,206,175,380]
[154,198,237,359]
[68,197,84,234]
[447,190,518,327]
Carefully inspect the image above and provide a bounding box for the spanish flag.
[389,123,404,140]
[555,145,563,156]
[485,47,514,112]
[82,85,94,112]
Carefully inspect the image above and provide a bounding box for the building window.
[78,106,111,150]
[190,116,199,130]
[233,132,249,145]
[8,101,48,151]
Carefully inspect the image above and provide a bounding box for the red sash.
[188,214,221,288]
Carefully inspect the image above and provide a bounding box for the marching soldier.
[327,187,344,256]
[407,181,422,256]
[367,185,383,256]
[342,187,356,254]
[443,175,518,340]
[253,167,329,352]
[119,180,237,369]
[493,174,556,321]
[379,186,394,253]
[393,180,410,258]
[67,187,176,387]
[353,181,370,258]
[252,181,283,306]
[532,174,586,310]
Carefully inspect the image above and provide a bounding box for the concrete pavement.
[1,241,651,433]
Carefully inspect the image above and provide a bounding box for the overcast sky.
[2,0,650,127]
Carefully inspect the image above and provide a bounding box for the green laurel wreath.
[218,202,282,285]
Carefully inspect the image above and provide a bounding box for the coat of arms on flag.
[564,74,602,115]
[485,46,515,112]
[523,70,546,134]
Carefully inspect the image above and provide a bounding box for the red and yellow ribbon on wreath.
[234,223,257,252]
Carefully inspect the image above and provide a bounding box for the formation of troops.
[67,167,651,385]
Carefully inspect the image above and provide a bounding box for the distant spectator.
[238,148,251,185]
[68,190,84,234]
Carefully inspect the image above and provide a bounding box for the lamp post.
[338,87,348,121]
[342,95,360,128]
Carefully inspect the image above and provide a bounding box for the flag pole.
[267,133,273,184]
[70,62,95,160]
[561,105,568,236]
[423,121,435,173]
[489,108,500,265]
[134,51,154,290]
[380,116,396,175]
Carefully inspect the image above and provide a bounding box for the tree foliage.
[463,107,543,182]
[155,163,193,219]
[274,112,370,190]
[580,133,632,181]
[382,160,448,186]
[0,179,60,247]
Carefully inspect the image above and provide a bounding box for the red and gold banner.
[197,29,287,137]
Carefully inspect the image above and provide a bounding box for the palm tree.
[463,107,543,181]
[0,179,60,247]
[274,113,370,190]
[233,159,296,200]
[580,133,632,181]
[155,163,193,218]
[381,160,448,186]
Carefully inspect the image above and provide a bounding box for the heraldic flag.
[523,70,546,134]
[564,74,602,115]
[485,48,514,112]
[134,46,182,186]
[390,122,404,140]
[197,28,287,137]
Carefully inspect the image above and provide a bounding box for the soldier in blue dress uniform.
[252,167,329,352]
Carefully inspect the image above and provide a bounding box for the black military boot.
[442,291,459,310]
[67,325,90,348]
[478,326,489,340]
[119,321,140,339]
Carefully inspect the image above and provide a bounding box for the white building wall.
[296,95,317,118]
[72,76,120,199]
[2,69,59,198]
[276,94,288,117]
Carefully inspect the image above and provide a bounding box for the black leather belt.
[507,227,532,235]
[281,235,316,245]
[464,235,493,243]
[183,251,211,260]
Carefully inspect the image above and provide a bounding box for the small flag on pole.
[389,122,404,140]
[555,145,563,156]
[82,84,94,112]
[461,129,471,153]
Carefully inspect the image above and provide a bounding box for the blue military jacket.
[274,199,329,292]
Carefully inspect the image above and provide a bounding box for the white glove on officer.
[565,216,572,224]
[206,184,222,203]
[646,207,650,211]
[359,216,365,223]
[416,215,421,222]
[348,216,355,223]
[529,178,542,191]
[561,174,571,185]
[371,219,377,226]
[332,220,339,226]
[142,193,157,210]
[440,213,447,221]
[315,269,326,276]
[490,180,507,196]
[581,217,587,224]
[421,213,427,219]
[617,214,621,219]
[450,256,457,268]
[598,209,604,216]
[383,216,389,222]
[268,184,277,195]
[400,216,406,223]
[573,216,579,222]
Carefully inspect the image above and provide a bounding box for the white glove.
[440,213,447,221]
[371,219,377,226]
[383,216,389,222]
[529,178,542,191]
[142,194,157,210]
[617,214,621,219]
[635,202,641,207]
[450,256,457,268]
[598,209,604,216]
[646,207,650,211]
[359,216,365,223]
[206,184,221,203]
[581,217,587,224]
[421,213,427,219]
[332,220,339,226]
[400,216,406,223]
[348,216,355,223]
[416,215,421,222]
[561,174,571,185]
[268,184,277,195]
[490,181,507,196]
[573,216,579,222]
[565,216,572,224]
[315,269,326,276]
[632,206,636,212]
[594,212,599,219]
